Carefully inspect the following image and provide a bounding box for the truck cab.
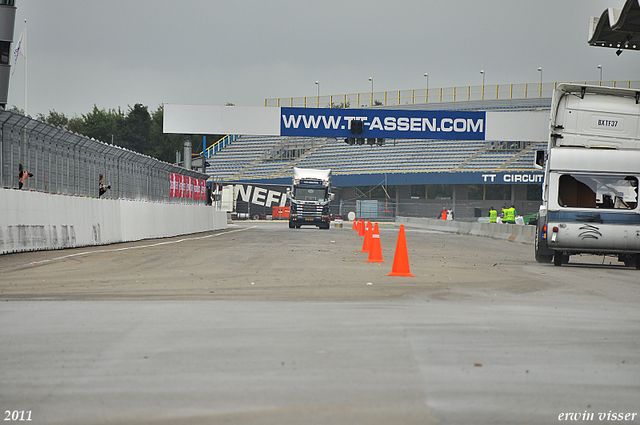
[288,167,334,229]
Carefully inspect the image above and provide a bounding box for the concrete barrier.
[0,189,227,254]
[396,216,535,244]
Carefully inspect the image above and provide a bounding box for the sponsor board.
[232,184,290,216]
[281,107,486,140]
[236,172,544,188]
[170,174,207,199]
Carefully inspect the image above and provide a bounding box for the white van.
[535,84,640,268]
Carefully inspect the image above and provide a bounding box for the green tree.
[119,104,151,154]
[37,110,69,128]
[67,116,86,135]
[36,109,86,134]
[81,105,123,144]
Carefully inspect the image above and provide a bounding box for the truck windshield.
[558,174,638,210]
[294,187,327,202]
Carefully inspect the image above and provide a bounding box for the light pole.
[315,81,319,107]
[369,77,374,106]
[538,67,543,97]
[424,72,429,102]
[597,65,603,84]
[480,70,485,99]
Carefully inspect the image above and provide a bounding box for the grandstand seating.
[205,135,546,182]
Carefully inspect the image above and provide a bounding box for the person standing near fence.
[18,164,33,189]
[99,174,110,198]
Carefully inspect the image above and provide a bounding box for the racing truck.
[287,167,334,229]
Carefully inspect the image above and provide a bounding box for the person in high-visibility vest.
[504,205,516,223]
[489,207,497,223]
[439,207,448,220]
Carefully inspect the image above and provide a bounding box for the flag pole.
[23,19,27,116]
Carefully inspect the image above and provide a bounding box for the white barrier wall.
[0,189,227,254]
[396,216,535,244]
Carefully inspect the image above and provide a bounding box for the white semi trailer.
[535,84,640,268]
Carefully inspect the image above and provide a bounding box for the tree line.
[15,104,222,164]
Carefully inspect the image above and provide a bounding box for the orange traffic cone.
[373,222,386,251]
[358,219,366,237]
[387,225,414,277]
[360,222,373,252]
[352,219,357,230]
[365,226,385,263]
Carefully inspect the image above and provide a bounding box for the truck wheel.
[289,222,295,229]
[636,254,640,270]
[251,213,261,220]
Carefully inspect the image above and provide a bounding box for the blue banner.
[234,171,544,187]
[280,107,486,140]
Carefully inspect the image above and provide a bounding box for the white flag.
[12,26,25,75]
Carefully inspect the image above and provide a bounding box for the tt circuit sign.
[481,173,544,184]
[163,104,548,142]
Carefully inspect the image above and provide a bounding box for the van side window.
[558,174,638,210]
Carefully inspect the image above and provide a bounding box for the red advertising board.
[171,174,206,200]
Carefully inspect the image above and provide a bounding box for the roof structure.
[588,0,640,54]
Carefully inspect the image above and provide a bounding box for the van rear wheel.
[553,251,568,266]
[621,256,635,267]
[553,252,562,266]
[535,225,553,263]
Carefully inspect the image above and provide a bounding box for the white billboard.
[163,104,281,135]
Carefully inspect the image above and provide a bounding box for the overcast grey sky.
[6,0,639,117]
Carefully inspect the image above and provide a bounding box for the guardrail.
[205,134,238,158]
[0,110,207,203]
[396,216,535,244]
[265,80,640,108]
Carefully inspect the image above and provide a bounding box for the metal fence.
[265,80,640,108]
[0,110,207,203]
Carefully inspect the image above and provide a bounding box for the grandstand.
[203,125,547,218]
[206,136,545,183]
[204,96,549,188]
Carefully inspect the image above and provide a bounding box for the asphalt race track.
[1,222,639,425]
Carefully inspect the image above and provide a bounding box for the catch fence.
[0,110,207,203]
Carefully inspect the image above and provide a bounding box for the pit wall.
[0,189,227,254]
[396,216,535,244]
